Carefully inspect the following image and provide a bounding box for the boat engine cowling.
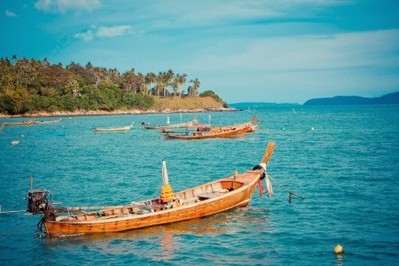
[26,189,49,214]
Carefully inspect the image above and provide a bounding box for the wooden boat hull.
[164,126,249,140]
[210,115,259,133]
[43,171,261,237]
[94,122,134,132]
[3,119,61,126]
[34,119,61,125]
[94,127,130,132]
[142,122,195,130]
[3,120,35,126]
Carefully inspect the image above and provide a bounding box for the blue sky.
[1,0,399,104]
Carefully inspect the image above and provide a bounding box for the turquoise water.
[0,105,398,265]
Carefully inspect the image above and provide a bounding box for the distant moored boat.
[93,122,134,132]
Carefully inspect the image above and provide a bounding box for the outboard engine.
[26,189,49,214]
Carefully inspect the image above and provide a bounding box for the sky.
[1,0,399,104]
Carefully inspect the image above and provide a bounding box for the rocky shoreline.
[0,107,237,118]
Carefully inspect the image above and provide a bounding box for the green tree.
[172,73,187,97]
[164,69,174,96]
[11,87,32,113]
[145,72,157,95]
[63,79,80,96]
[0,58,13,94]
[200,90,228,107]
[0,94,15,114]
[188,78,200,96]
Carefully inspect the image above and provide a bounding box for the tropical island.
[0,57,229,117]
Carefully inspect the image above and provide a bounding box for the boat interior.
[55,179,245,222]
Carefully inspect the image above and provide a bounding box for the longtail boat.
[2,118,62,127]
[34,118,62,125]
[163,116,259,140]
[26,142,275,237]
[210,115,259,133]
[141,116,198,130]
[94,122,134,132]
[164,125,249,140]
[2,120,36,126]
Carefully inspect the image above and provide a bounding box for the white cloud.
[5,9,17,17]
[74,25,132,41]
[34,0,101,13]
[74,29,94,41]
[147,0,349,30]
[189,29,399,73]
[182,29,399,103]
[96,25,132,38]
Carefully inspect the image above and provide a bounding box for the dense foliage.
[200,90,228,108]
[0,57,223,115]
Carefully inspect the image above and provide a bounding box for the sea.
[0,104,398,266]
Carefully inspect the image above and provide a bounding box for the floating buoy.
[334,244,344,254]
[310,127,315,131]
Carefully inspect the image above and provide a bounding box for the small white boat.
[34,118,62,125]
[94,122,134,132]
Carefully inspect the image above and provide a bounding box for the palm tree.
[122,68,136,92]
[155,82,163,97]
[177,74,187,97]
[189,78,200,96]
[85,62,96,83]
[0,58,13,93]
[12,55,19,87]
[136,72,145,93]
[156,72,167,97]
[145,72,157,95]
[165,69,174,96]
[18,57,31,89]
[171,73,187,97]
[92,66,106,84]
[42,57,50,67]
[122,69,146,93]
[140,82,150,95]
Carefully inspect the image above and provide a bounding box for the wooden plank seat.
[197,191,227,200]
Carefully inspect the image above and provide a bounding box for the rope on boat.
[265,172,273,197]
[0,198,27,214]
[269,175,305,203]
[33,190,55,238]
[34,216,48,238]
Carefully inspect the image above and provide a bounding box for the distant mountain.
[303,92,399,106]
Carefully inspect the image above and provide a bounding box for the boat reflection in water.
[42,208,270,262]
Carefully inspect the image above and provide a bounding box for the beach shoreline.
[0,107,237,118]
